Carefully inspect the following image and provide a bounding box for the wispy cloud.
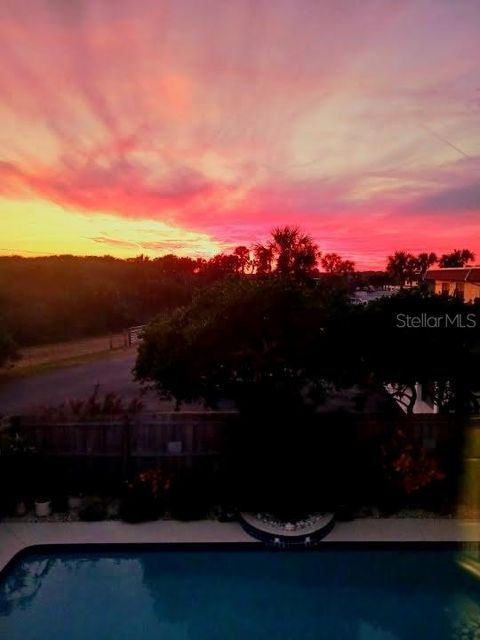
[0,0,479,267]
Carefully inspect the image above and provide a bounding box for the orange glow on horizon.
[1,1,479,269]
[0,198,223,259]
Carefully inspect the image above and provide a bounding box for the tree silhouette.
[254,226,319,279]
[202,253,240,278]
[350,291,480,415]
[439,249,475,268]
[415,252,438,281]
[233,246,251,274]
[386,251,417,287]
[135,276,347,411]
[321,252,355,274]
[252,243,274,275]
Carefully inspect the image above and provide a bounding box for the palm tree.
[253,243,274,276]
[415,252,438,281]
[386,251,417,287]
[233,246,251,274]
[268,225,319,279]
[439,249,475,268]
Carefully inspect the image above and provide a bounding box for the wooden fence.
[13,412,237,471]
[5,411,476,496]
[11,411,468,459]
[353,412,466,450]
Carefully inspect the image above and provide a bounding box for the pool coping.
[2,518,480,580]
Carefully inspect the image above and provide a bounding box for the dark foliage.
[136,278,480,516]
[439,249,475,268]
[79,498,107,521]
[169,468,213,521]
[135,276,351,410]
[0,227,356,349]
[343,291,480,415]
[0,254,201,346]
[120,481,161,523]
[119,469,169,523]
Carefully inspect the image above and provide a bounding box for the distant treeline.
[0,225,476,368]
[0,226,394,350]
[0,254,203,347]
[0,254,385,349]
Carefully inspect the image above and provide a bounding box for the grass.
[0,333,136,381]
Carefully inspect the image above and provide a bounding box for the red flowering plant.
[381,428,445,496]
[136,469,171,500]
[120,468,171,523]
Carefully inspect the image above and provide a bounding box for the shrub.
[34,385,143,421]
[120,469,170,523]
[79,498,107,522]
[381,427,445,496]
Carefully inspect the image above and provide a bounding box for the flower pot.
[15,501,27,517]
[34,499,52,518]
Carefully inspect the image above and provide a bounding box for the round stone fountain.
[239,511,335,546]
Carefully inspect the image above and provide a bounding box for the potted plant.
[14,499,27,517]
[67,491,84,511]
[65,475,85,510]
[34,495,52,517]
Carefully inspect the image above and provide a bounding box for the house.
[425,267,480,302]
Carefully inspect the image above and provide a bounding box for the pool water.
[1,547,480,639]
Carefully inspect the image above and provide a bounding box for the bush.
[381,427,445,496]
[79,498,107,522]
[120,469,169,523]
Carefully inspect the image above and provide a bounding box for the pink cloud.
[0,0,479,268]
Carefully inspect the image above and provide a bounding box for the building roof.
[426,267,480,283]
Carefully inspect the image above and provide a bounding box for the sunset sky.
[1,0,479,269]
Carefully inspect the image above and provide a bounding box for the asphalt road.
[0,351,175,416]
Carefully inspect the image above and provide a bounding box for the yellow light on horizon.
[0,197,223,258]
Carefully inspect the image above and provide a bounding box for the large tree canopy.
[136,282,480,416]
[135,277,351,412]
[338,291,480,415]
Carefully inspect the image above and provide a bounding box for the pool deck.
[1,518,480,572]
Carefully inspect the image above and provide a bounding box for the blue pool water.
[1,547,480,639]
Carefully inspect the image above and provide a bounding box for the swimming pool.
[1,545,479,639]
